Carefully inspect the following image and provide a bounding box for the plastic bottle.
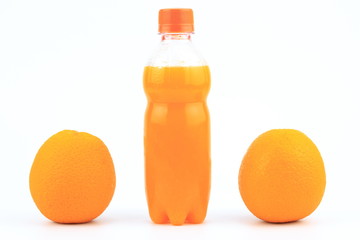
[143,8,211,225]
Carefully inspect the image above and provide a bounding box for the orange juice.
[144,65,211,225]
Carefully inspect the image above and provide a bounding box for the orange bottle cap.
[159,8,194,33]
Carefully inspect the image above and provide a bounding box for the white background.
[0,0,359,239]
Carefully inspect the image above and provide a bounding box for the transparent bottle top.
[146,33,207,67]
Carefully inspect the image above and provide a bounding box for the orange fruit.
[238,129,326,223]
[29,130,116,223]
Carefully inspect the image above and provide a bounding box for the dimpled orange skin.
[239,129,326,223]
[29,130,116,223]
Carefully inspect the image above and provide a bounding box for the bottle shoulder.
[146,40,207,67]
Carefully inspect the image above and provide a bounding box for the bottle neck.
[161,33,192,41]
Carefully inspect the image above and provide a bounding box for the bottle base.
[149,206,207,225]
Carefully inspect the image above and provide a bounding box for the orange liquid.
[144,66,211,225]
